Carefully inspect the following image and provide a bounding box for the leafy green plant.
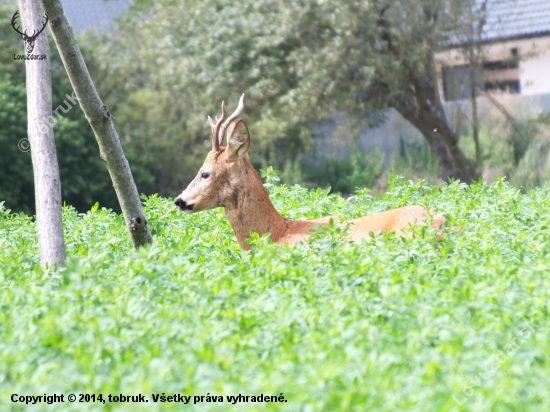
[1,176,550,411]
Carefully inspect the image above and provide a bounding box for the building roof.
[60,0,132,34]
[53,1,550,41]
[482,0,550,42]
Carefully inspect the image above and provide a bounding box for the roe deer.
[175,95,446,250]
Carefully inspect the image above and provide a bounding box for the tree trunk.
[42,0,153,248]
[468,27,482,166]
[394,105,455,181]
[393,91,479,184]
[18,0,66,268]
[416,105,479,183]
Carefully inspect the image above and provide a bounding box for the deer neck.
[223,159,287,249]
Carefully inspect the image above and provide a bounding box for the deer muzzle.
[175,197,194,212]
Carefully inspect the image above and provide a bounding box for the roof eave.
[441,30,550,51]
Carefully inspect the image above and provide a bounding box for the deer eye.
[201,172,210,179]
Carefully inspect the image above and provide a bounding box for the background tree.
[87,0,481,187]
[81,0,320,196]
[3,0,548,215]
[370,0,480,182]
[0,0,117,214]
[16,0,65,267]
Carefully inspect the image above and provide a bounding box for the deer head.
[175,94,250,213]
[12,11,49,54]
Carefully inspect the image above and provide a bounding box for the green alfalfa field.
[1,173,549,411]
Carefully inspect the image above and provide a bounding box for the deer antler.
[11,11,25,38]
[11,11,49,54]
[208,101,227,152]
[11,11,48,40]
[218,94,245,147]
[29,13,49,41]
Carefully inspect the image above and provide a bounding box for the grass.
[1,175,550,411]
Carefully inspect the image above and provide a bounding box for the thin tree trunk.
[469,77,481,165]
[468,26,482,165]
[18,0,66,268]
[42,0,153,248]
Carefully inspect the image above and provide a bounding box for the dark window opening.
[485,80,521,93]
[443,47,521,101]
[483,59,519,70]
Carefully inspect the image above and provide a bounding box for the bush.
[304,145,384,195]
[457,97,550,187]
[390,135,440,185]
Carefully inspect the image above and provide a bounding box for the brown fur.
[176,118,445,250]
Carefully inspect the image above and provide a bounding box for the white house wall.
[520,37,550,95]
[436,35,550,98]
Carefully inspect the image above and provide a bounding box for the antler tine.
[28,14,49,41]
[208,115,215,128]
[218,94,245,147]
[39,14,49,33]
[11,11,25,37]
[207,116,218,152]
[209,101,227,152]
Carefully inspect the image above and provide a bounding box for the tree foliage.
[0,1,116,214]
[3,0,542,213]
[87,0,480,193]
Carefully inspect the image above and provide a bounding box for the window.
[442,48,520,101]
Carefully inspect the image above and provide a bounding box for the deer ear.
[226,119,250,161]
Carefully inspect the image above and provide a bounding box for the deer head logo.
[11,10,49,54]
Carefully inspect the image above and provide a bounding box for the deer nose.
[175,198,185,208]
[175,197,194,211]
